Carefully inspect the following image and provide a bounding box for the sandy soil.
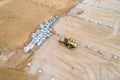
[0,0,120,80]
[29,16,120,80]
[68,3,120,28]
[0,0,77,52]
[0,67,37,80]
[82,0,120,13]
[55,16,120,56]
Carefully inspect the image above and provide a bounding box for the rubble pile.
[23,16,58,53]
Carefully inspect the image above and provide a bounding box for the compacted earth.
[0,0,120,80]
[0,0,77,52]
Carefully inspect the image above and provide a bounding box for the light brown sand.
[0,0,77,52]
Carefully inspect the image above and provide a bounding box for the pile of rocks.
[23,16,58,53]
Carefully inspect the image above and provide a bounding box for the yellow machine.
[59,36,77,49]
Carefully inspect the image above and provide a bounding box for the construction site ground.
[28,16,120,80]
[0,0,120,80]
[0,0,77,51]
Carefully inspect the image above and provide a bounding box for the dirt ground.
[29,16,120,80]
[0,0,120,80]
[68,3,120,29]
[0,0,77,52]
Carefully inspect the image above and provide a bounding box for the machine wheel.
[67,44,74,49]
